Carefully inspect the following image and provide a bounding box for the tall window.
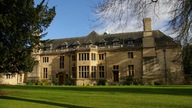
[79,54,81,61]
[79,53,89,61]
[128,52,134,58]
[128,65,134,77]
[72,67,76,78]
[91,66,96,78]
[91,53,96,60]
[72,55,76,61]
[43,68,48,78]
[79,66,89,78]
[99,54,104,60]
[99,66,104,78]
[43,57,49,63]
[60,56,64,69]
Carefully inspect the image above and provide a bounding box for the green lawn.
[0,85,192,108]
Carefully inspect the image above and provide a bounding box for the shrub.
[97,79,107,86]
[38,79,52,85]
[123,76,134,85]
[154,81,161,85]
[64,78,76,85]
[51,78,58,85]
[26,80,38,85]
[133,78,143,85]
[26,79,52,85]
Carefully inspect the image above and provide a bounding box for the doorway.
[58,75,64,85]
[113,71,119,82]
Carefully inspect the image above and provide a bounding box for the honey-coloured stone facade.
[27,18,184,85]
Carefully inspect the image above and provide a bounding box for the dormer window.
[99,42,106,47]
[43,46,50,51]
[61,45,68,49]
[73,45,77,49]
[127,40,134,45]
[85,40,93,45]
[113,42,120,46]
[73,41,80,49]
[42,43,52,51]
[112,38,120,46]
[60,42,68,50]
[98,38,107,47]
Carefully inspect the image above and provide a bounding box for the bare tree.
[92,0,192,44]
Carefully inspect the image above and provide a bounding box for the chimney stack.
[142,18,155,57]
[143,18,152,37]
[143,18,151,32]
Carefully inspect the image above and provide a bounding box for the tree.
[0,0,56,73]
[182,44,192,83]
[92,0,192,44]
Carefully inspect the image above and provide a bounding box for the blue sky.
[35,0,171,40]
[35,0,102,39]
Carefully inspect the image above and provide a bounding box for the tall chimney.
[143,18,152,37]
[143,18,151,32]
[142,17,155,56]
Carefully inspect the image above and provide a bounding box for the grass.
[0,85,192,108]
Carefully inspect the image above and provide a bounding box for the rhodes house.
[27,18,184,85]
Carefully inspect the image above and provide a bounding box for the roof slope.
[50,30,170,49]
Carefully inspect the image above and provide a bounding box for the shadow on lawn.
[0,96,90,108]
[61,87,192,96]
[45,86,191,96]
[1,85,192,96]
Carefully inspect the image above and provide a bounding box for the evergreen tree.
[0,0,56,73]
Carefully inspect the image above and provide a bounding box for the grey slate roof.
[85,40,93,44]
[61,42,68,46]
[112,38,120,42]
[98,38,107,43]
[49,30,172,50]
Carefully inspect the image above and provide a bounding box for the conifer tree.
[0,0,56,73]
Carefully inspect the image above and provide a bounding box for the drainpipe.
[163,49,168,84]
[68,53,71,78]
[105,52,107,80]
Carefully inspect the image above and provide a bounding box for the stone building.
[27,18,184,85]
[0,73,24,85]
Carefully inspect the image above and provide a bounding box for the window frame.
[91,66,97,78]
[72,67,76,78]
[72,54,76,61]
[128,65,134,77]
[113,65,119,71]
[99,54,105,60]
[60,56,64,69]
[43,68,48,78]
[127,40,134,45]
[128,52,134,58]
[43,57,49,63]
[99,66,105,78]
[79,66,90,78]
[6,74,11,79]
